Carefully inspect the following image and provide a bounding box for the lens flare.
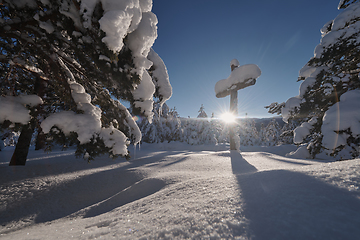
[220,112,236,124]
[132,115,140,122]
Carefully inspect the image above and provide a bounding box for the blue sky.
[152,0,341,118]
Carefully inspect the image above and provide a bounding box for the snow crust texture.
[1,144,360,239]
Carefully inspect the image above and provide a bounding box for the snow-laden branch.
[147,48,172,105]
[322,90,360,155]
[0,95,43,125]
[41,58,129,156]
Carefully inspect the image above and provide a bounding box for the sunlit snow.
[1,143,360,239]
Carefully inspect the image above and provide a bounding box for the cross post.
[229,64,238,150]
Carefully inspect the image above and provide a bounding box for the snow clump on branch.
[0,95,43,125]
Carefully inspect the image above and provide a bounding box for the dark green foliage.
[277,0,360,159]
[0,0,150,164]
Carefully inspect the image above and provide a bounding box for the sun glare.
[220,112,236,124]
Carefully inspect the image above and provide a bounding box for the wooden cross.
[216,60,258,150]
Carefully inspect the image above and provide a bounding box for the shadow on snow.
[230,151,360,240]
[0,150,178,230]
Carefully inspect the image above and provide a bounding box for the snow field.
[1,143,360,239]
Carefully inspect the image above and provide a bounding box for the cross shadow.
[230,150,257,175]
[230,153,360,240]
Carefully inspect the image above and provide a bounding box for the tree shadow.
[233,168,360,239]
[230,150,257,175]
[0,162,166,229]
[0,148,185,185]
[84,178,166,218]
[0,169,137,227]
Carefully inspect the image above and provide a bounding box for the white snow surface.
[215,64,261,97]
[132,70,155,122]
[230,58,240,68]
[127,11,158,76]
[81,0,143,52]
[1,143,360,239]
[314,2,360,58]
[322,89,360,155]
[293,117,317,144]
[0,95,43,125]
[147,48,172,105]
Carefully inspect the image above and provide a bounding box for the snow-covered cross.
[215,59,261,150]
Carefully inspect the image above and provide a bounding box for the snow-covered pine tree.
[281,0,360,159]
[169,106,180,118]
[181,118,199,145]
[165,110,182,143]
[338,0,360,9]
[239,119,260,146]
[0,129,20,150]
[265,102,299,145]
[262,118,281,146]
[197,104,208,118]
[0,0,171,165]
[279,119,299,145]
[139,103,181,143]
[211,119,228,144]
[199,120,217,145]
[258,122,267,146]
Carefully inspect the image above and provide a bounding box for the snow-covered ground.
[1,143,360,239]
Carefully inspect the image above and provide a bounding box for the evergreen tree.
[0,128,20,150]
[239,119,260,146]
[180,118,215,145]
[197,104,208,118]
[169,107,180,118]
[338,0,360,9]
[265,102,285,115]
[0,0,171,165]
[181,118,199,145]
[279,119,299,145]
[262,119,281,146]
[210,119,228,144]
[139,103,181,143]
[258,123,266,145]
[281,1,360,159]
[199,120,217,145]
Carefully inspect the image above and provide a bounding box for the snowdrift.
[1,143,360,239]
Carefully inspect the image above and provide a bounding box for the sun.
[220,112,236,124]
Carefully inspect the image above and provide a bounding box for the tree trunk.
[9,121,35,166]
[35,128,46,150]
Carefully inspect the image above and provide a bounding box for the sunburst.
[220,112,236,124]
